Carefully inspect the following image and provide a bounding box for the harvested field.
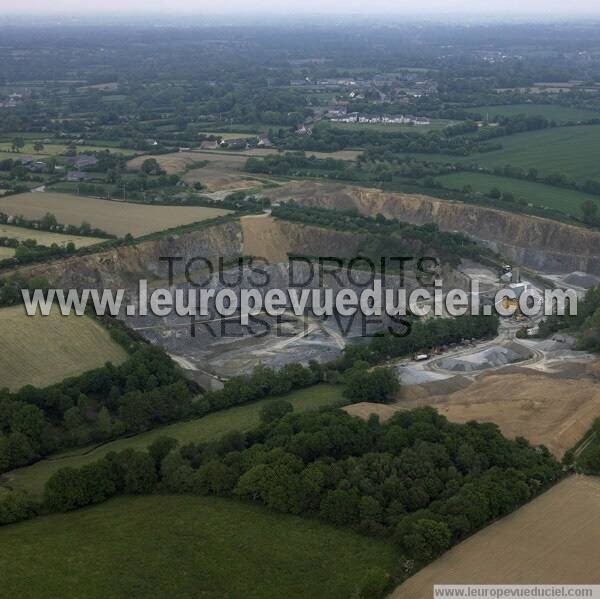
[395,476,600,597]
[0,306,128,391]
[0,192,230,237]
[0,223,105,247]
[345,361,600,458]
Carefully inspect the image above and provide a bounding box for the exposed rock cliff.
[265,181,600,274]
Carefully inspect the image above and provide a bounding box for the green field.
[470,125,600,182]
[402,125,600,184]
[0,306,128,392]
[0,494,399,599]
[3,384,344,497]
[467,104,598,122]
[434,172,599,216]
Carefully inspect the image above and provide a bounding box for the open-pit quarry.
[17,183,600,456]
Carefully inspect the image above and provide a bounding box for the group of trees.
[280,123,501,156]
[335,314,499,371]
[272,202,488,265]
[195,361,325,416]
[36,406,560,568]
[0,342,194,474]
[0,237,79,267]
[575,418,600,475]
[0,211,112,239]
[246,152,348,177]
[0,274,49,307]
[538,284,600,351]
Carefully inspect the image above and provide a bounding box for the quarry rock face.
[19,220,245,290]
[265,181,600,275]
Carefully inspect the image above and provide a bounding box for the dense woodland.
[3,406,560,575]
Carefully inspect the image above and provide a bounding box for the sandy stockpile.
[241,214,291,262]
[394,476,600,597]
[345,364,600,458]
[0,192,231,237]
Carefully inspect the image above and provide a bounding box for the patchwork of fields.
[0,306,128,391]
[127,148,360,176]
[0,192,231,237]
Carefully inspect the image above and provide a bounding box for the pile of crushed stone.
[437,344,531,372]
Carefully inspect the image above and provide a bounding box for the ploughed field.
[0,192,231,237]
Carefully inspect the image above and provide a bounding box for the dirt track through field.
[394,476,600,597]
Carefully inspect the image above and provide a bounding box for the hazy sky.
[7,0,600,17]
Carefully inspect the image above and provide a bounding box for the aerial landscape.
[1,1,600,597]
